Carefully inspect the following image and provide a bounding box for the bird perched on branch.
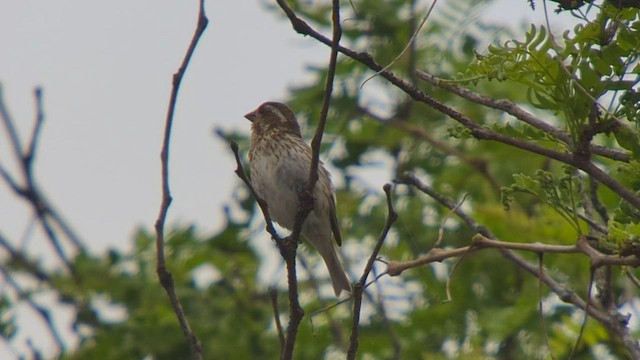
[245,101,351,296]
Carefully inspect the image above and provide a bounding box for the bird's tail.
[320,247,351,296]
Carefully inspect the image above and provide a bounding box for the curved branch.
[154,1,208,359]
[0,266,65,354]
[0,86,83,275]
[358,106,502,195]
[348,184,398,360]
[415,71,630,163]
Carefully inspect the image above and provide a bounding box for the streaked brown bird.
[245,101,351,296]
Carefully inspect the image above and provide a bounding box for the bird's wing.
[329,195,342,246]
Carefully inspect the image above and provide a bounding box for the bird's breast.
[249,140,309,229]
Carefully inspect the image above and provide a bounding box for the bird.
[244,101,351,296]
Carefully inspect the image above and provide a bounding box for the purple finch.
[245,101,351,296]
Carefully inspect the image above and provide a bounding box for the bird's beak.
[244,110,257,122]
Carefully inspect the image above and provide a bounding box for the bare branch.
[358,106,501,195]
[0,86,83,275]
[279,239,303,360]
[395,173,485,234]
[25,87,45,166]
[0,84,24,161]
[289,0,342,243]
[269,288,286,357]
[229,141,303,360]
[299,257,347,350]
[153,1,208,358]
[348,184,397,360]
[245,2,344,359]
[0,266,65,354]
[0,232,51,283]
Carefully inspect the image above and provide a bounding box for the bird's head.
[244,102,302,138]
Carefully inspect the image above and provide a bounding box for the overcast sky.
[0,1,579,357]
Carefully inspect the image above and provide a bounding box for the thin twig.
[277,2,343,359]
[348,184,398,360]
[434,194,468,248]
[0,86,81,274]
[589,177,610,224]
[25,88,45,167]
[290,0,343,242]
[299,256,347,350]
[368,267,402,360]
[153,1,207,358]
[35,215,76,276]
[0,84,24,161]
[395,173,483,235]
[0,267,65,354]
[568,268,595,359]
[361,0,438,87]
[280,240,303,360]
[269,288,286,357]
[358,106,501,194]
[625,269,640,289]
[537,254,557,360]
[0,233,51,282]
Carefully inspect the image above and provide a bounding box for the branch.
[264,2,343,359]
[500,248,639,358]
[229,142,281,241]
[279,238,303,360]
[269,288,286,357]
[0,266,65,354]
[348,184,397,360]
[386,245,476,276]
[25,88,45,168]
[0,232,51,283]
[300,256,348,349]
[395,173,486,235]
[0,85,24,161]
[358,106,501,195]
[274,2,640,210]
[229,140,305,360]
[0,86,83,275]
[289,0,342,243]
[153,1,207,359]
[396,172,640,357]
[415,71,630,163]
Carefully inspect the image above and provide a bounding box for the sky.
[0,0,582,358]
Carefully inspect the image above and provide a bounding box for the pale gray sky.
[0,0,579,357]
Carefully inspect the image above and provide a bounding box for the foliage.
[58,222,280,359]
